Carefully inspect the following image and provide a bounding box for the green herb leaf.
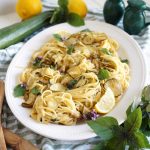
[101,48,111,55]
[140,114,150,137]
[126,100,137,116]
[53,34,63,42]
[31,87,40,95]
[67,79,78,89]
[129,131,150,149]
[142,130,150,137]
[107,137,126,150]
[146,104,150,112]
[97,69,109,80]
[87,116,118,140]
[124,107,142,133]
[33,57,42,68]
[81,28,91,32]
[58,0,68,8]
[142,85,150,102]
[14,84,26,97]
[67,13,85,27]
[121,59,129,64]
[50,8,66,24]
[67,45,74,54]
[93,142,107,150]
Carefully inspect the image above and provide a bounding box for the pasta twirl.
[17,30,130,125]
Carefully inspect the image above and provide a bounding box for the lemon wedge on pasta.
[95,87,115,114]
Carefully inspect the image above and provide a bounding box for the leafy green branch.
[50,0,85,26]
[88,85,150,150]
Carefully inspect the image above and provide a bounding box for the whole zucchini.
[0,11,53,49]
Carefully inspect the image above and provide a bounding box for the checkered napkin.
[1,1,150,150]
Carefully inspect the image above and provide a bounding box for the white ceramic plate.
[5,21,147,141]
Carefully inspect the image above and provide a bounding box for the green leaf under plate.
[129,131,150,148]
[93,142,107,150]
[87,116,118,141]
[142,85,150,102]
[126,100,137,116]
[107,136,126,150]
[124,107,142,133]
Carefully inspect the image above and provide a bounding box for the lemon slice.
[95,87,115,114]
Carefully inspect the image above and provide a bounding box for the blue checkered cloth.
[1,1,150,150]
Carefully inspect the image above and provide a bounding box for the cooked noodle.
[19,31,130,125]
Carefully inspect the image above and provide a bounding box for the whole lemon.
[68,0,87,18]
[16,0,42,20]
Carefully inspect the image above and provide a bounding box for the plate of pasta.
[5,21,147,140]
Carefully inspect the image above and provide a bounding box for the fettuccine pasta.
[18,30,130,125]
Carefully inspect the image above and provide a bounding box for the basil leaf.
[87,116,118,140]
[128,146,134,150]
[141,118,149,133]
[146,104,150,113]
[14,84,26,97]
[33,57,42,68]
[98,69,109,80]
[129,131,150,148]
[142,85,150,102]
[126,100,137,116]
[53,34,63,42]
[121,59,129,64]
[67,13,85,27]
[101,48,111,55]
[50,7,66,24]
[67,45,74,54]
[148,118,150,128]
[142,130,150,137]
[81,29,91,32]
[58,0,68,8]
[93,142,107,150]
[124,107,142,133]
[107,137,126,150]
[31,87,40,95]
[67,79,78,89]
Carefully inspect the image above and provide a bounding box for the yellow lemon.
[68,0,87,18]
[16,0,42,20]
[95,87,115,114]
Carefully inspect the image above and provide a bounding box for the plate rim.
[5,20,148,141]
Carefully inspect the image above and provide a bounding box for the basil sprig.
[121,59,129,64]
[14,84,26,97]
[67,79,78,89]
[98,69,110,80]
[67,45,74,54]
[87,85,150,150]
[53,34,63,42]
[101,48,112,55]
[31,87,41,95]
[50,0,85,27]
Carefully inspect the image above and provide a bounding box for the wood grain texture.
[3,128,39,150]
[0,80,7,150]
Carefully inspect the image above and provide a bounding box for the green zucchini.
[0,11,53,49]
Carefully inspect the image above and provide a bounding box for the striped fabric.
[1,1,150,150]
